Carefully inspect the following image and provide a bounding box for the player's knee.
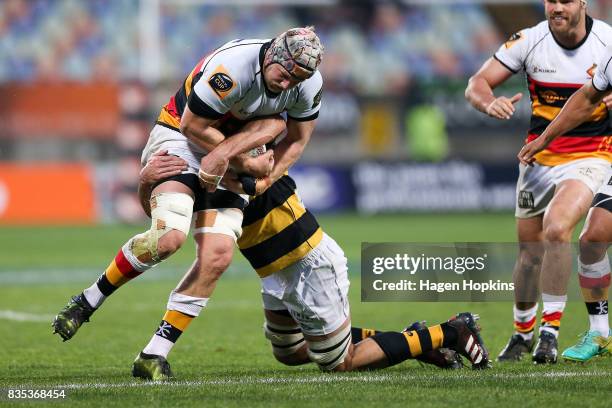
[579,228,609,265]
[306,325,352,371]
[580,225,607,245]
[264,321,306,365]
[130,192,193,264]
[157,230,187,259]
[543,222,572,243]
[197,241,234,279]
[272,352,306,366]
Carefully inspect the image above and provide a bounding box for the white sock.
[83,283,105,308]
[142,292,209,358]
[143,334,175,358]
[540,293,567,338]
[589,313,610,337]
[513,304,538,341]
[587,300,609,337]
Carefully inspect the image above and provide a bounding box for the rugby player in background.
[465,0,612,363]
[518,44,612,362]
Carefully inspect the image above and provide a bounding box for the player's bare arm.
[179,105,226,152]
[138,151,189,217]
[196,120,283,192]
[225,116,285,175]
[517,82,611,165]
[219,119,315,196]
[259,118,316,194]
[465,57,522,120]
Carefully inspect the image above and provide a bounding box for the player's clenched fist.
[485,93,523,120]
[517,137,547,166]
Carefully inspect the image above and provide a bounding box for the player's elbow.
[179,119,193,139]
[464,75,480,101]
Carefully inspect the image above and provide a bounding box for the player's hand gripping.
[485,93,523,120]
[220,170,272,196]
[198,150,229,192]
[230,150,274,178]
[603,93,612,110]
[141,150,188,185]
[517,136,547,166]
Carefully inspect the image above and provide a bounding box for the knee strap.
[264,320,305,357]
[193,208,243,241]
[123,192,194,269]
[306,324,352,371]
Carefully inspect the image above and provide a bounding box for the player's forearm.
[214,127,278,160]
[138,181,152,218]
[539,88,599,144]
[267,136,307,183]
[265,119,314,183]
[465,76,496,114]
[181,123,225,152]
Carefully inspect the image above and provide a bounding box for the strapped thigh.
[306,323,352,371]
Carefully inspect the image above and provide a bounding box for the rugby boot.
[594,331,612,354]
[132,352,174,381]
[52,293,96,341]
[497,334,534,362]
[532,331,558,364]
[446,312,490,369]
[562,330,611,362]
[404,321,463,369]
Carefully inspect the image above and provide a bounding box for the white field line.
[0,310,54,322]
[0,264,256,285]
[29,371,604,390]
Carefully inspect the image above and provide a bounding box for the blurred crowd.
[0,0,530,96]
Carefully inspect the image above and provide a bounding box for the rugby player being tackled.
[133,144,490,379]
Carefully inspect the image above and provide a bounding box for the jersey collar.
[259,41,281,99]
[550,15,593,51]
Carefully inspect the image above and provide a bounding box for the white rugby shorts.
[142,124,249,199]
[260,233,350,336]
[515,158,609,218]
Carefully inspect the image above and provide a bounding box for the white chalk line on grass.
[0,263,258,285]
[0,310,54,322]
[35,371,604,390]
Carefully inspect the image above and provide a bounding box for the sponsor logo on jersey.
[312,87,322,109]
[539,90,568,105]
[608,176,612,186]
[208,65,235,99]
[587,63,597,78]
[518,190,534,209]
[533,65,556,74]
[505,32,524,49]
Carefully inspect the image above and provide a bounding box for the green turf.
[0,213,608,407]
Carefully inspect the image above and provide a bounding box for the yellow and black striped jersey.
[238,175,323,278]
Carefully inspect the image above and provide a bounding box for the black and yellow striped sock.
[371,323,457,366]
[351,327,381,343]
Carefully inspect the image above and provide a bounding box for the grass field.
[1,213,610,407]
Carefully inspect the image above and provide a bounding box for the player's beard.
[547,10,583,36]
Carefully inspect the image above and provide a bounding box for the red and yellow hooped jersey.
[495,17,612,165]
